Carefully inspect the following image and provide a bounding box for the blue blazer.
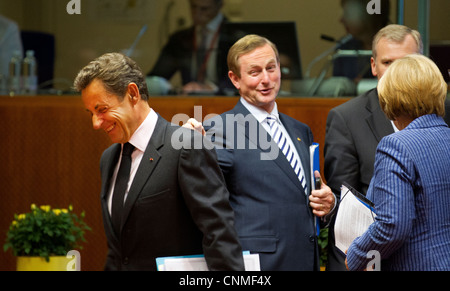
[205,100,319,271]
[347,114,450,271]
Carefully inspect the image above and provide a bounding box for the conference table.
[0,94,350,271]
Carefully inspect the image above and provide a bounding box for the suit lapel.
[365,89,394,142]
[100,144,121,242]
[280,114,312,194]
[120,115,165,233]
[233,101,309,195]
[101,144,121,199]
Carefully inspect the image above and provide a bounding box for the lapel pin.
[297,138,302,142]
[149,158,154,162]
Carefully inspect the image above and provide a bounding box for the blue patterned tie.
[266,116,308,193]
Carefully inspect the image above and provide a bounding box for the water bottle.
[9,50,22,96]
[22,50,38,95]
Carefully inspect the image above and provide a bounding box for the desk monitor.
[223,22,303,80]
[430,42,450,83]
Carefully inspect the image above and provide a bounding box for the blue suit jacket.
[204,100,319,271]
[347,114,450,271]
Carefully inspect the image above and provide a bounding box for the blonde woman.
[346,54,450,271]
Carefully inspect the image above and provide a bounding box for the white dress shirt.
[107,109,158,215]
[193,13,223,85]
[240,97,303,173]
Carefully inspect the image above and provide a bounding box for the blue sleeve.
[346,135,416,271]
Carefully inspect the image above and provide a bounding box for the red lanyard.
[194,26,221,82]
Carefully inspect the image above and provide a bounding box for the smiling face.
[229,44,281,113]
[82,79,138,144]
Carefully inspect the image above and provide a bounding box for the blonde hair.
[372,24,423,60]
[227,34,280,78]
[378,54,447,121]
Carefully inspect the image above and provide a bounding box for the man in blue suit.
[204,35,336,271]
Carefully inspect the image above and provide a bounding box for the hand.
[183,118,206,136]
[345,250,349,270]
[309,171,335,217]
[182,81,218,95]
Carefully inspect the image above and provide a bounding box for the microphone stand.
[126,24,148,57]
[307,49,372,96]
[305,34,353,79]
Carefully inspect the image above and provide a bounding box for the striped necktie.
[266,116,308,193]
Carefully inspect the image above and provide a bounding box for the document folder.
[156,251,260,271]
[334,182,376,254]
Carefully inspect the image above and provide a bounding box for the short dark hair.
[74,53,149,101]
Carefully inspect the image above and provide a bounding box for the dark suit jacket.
[148,18,234,94]
[324,88,450,270]
[100,115,244,271]
[204,100,319,271]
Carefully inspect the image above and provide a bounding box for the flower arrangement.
[3,204,91,262]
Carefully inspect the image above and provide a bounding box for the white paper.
[334,184,376,254]
[158,253,261,271]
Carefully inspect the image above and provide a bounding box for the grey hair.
[73,52,149,101]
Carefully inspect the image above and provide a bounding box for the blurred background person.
[148,0,233,95]
[346,54,450,271]
[0,14,23,77]
[333,0,391,84]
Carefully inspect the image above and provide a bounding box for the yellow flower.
[40,205,50,212]
[53,209,62,216]
[61,209,68,214]
[31,204,37,210]
[12,220,17,226]
[17,214,26,221]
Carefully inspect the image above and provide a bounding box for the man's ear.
[127,83,141,104]
[228,71,241,90]
[371,57,377,78]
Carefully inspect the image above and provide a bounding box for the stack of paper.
[334,183,376,254]
[156,252,260,271]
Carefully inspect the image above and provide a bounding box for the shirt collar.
[196,12,223,34]
[207,12,224,32]
[128,109,158,153]
[240,97,280,124]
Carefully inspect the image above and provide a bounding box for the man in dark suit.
[149,0,234,95]
[204,35,336,271]
[324,24,450,271]
[74,52,244,271]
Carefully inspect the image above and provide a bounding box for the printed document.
[156,252,260,271]
[334,183,376,254]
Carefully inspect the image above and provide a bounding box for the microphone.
[320,34,336,43]
[126,24,149,57]
[305,34,353,78]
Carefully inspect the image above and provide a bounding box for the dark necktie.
[111,142,134,236]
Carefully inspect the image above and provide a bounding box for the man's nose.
[92,114,102,130]
[261,70,270,83]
